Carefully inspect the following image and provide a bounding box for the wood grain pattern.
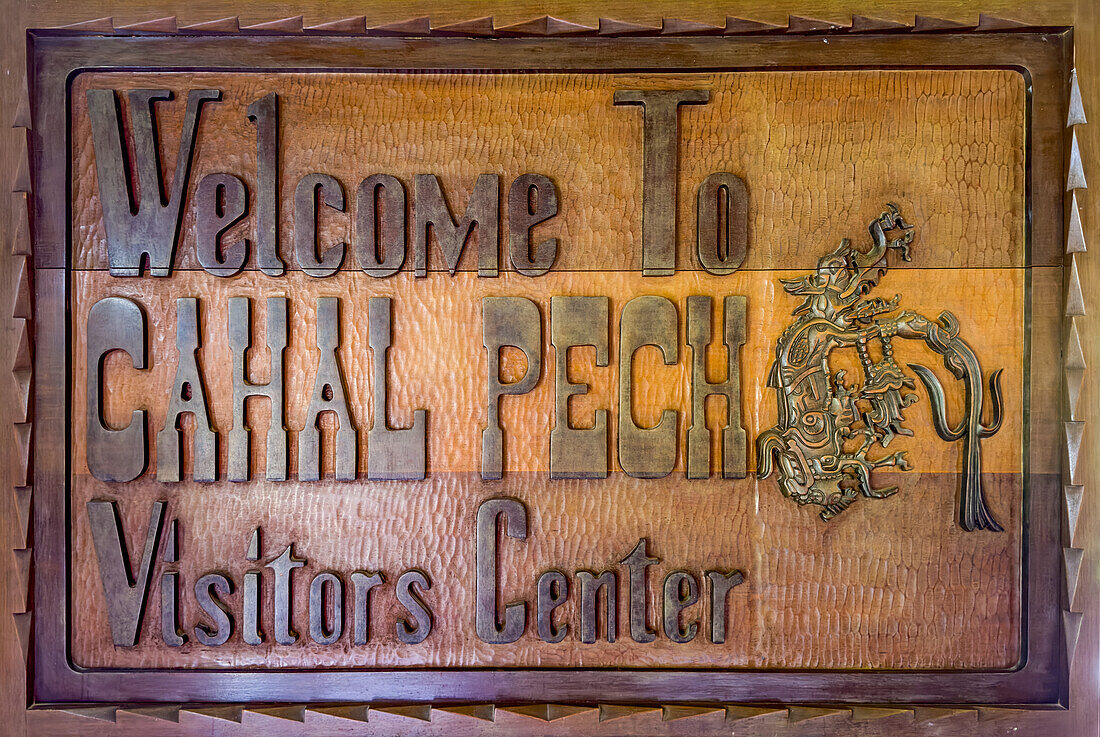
[68,471,1021,669]
[70,268,1031,476]
[27,36,1065,715]
[1,3,1097,737]
[70,70,1026,272]
[65,66,1035,670]
[61,36,1036,689]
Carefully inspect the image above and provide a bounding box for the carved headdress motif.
[757,205,1004,531]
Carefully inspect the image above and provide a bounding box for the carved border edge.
[23,14,1078,729]
[10,62,33,667]
[45,703,1043,726]
[51,12,1050,36]
[1062,62,1087,678]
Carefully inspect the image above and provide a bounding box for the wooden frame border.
[21,27,1073,710]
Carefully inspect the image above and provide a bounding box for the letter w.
[86,89,220,276]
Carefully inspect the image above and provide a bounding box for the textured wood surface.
[68,471,1024,669]
[69,257,1035,672]
[71,268,1031,476]
[65,64,1033,672]
[71,70,1027,272]
[2,2,1098,737]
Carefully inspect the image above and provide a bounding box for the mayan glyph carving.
[757,206,1004,530]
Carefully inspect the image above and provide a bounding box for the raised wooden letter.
[550,296,610,479]
[156,298,217,482]
[577,570,617,644]
[618,296,678,478]
[355,174,407,277]
[247,92,285,276]
[482,297,542,479]
[475,498,528,644]
[294,173,347,278]
[299,298,357,481]
[87,500,165,647]
[228,297,288,482]
[696,173,748,274]
[508,173,559,276]
[686,296,747,479]
[414,174,499,277]
[613,89,709,276]
[86,88,220,276]
[367,297,427,480]
[87,296,148,483]
[195,173,249,277]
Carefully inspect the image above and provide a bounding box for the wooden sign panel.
[22,26,1076,712]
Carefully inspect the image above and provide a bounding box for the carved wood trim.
[50,13,1058,37]
[11,16,1087,727]
[10,69,32,662]
[1063,64,1087,671]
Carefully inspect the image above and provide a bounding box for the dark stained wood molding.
[49,13,1061,36]
[14,20,1084,723]
[1063,58,1087,674]
[9,52,33,668]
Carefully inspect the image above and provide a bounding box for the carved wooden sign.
[23,26,1079,713]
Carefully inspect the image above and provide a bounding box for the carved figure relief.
[757,205,1005,531]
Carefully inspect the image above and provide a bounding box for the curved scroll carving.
[757,205,1004,530]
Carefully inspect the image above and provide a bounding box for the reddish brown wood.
[15,28,1069,712]
[1,6,1096,735]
